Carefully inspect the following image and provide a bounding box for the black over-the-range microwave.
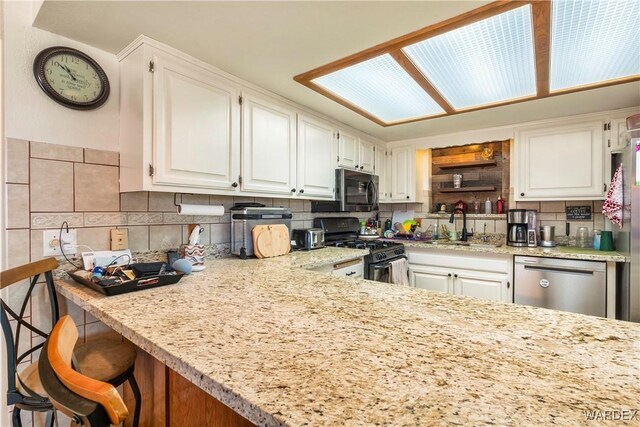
[311,169,379,213]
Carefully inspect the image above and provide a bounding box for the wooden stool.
[1,258,141,427]
[39,315,128,427]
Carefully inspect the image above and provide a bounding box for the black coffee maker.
[507,209,528,247]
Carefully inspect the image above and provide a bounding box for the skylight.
[550,0,640,91]
[402,5,536,110]
[295,1,640,127]
[312,54,445,123]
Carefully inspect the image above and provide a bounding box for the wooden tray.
[68,270,184,296]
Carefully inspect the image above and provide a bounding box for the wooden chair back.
[47,315,129,425]
[0,258,59,403]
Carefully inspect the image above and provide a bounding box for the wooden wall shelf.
[436,159,497,169]
[438,186,496,193]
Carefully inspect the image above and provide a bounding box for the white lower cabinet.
[311,258,364,278]
[407,248,512,303]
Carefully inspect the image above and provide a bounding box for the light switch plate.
[43,229,77,256]
[110,229,129,250]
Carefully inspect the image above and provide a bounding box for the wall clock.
[33,46,110,110]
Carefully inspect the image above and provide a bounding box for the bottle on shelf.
[484,197,492,214]
[496,195,505,214]
[472,197,480,214]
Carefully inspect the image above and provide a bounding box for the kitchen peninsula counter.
[55,247,640,426]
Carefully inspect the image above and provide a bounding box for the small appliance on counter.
[230,205,292,258]
[291,228,325,251]
[539,225,557,247]
[507,209,538,247]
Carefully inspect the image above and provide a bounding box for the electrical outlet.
[43,229,77,256]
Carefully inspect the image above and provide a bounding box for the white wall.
[4,1,119,150]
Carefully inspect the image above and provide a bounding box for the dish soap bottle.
[484,197,492,214]
[496,195,505,214]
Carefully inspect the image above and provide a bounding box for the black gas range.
[313,217,406,282]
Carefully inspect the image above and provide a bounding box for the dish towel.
[603,164,624,227]
[388,258,409,286]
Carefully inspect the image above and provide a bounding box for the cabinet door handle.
[454,274,458,278]
[355,165,359,169]
[406,196,410,199]
[231,182,238,188]
[447,273,452,277]
[520,192,525,197]
[507,281,510,289]
[603,183,607,192]
[346,271,356,276]
[360,166,364,170]
[299,189,305,194]
[291,188,296,193]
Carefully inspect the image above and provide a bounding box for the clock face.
[34,47,110,110]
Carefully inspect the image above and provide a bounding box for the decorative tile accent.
[6,138,29,184]
[6,184,29,228]
[127,213,163,225]
[30,158,74,212]
[31,213,84,229]
[163,213,194,224]
[121,192,149,212]
[74,163,119,212]
[84,149,119,166]
[193,215,223,224]
[84,213,127,227]
[30,141,83,162]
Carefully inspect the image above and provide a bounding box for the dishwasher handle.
[523,265,594,276]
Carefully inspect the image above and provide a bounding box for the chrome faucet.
[449,208,468,241]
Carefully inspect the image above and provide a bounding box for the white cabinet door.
[338,131,359,170]
[516,120,605,200]
[359,139,376,173]
[610,118,630,153]
[297,114,337,199]
[389,145,415,201]
[375,146,388,202]
[409,265,452,294]
[241,92,296,195]
[453,271,509,303]
[152,53,240,190]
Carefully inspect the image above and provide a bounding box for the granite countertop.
[392,239,628,262]
[55,247,640,426]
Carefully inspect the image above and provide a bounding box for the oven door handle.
[373,255,407,269]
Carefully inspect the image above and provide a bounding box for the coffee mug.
[599,231,614,251]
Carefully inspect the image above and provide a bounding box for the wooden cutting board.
[251,224,291,258]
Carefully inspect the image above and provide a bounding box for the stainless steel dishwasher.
[514,256,607,317]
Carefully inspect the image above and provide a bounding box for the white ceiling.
[33,1,640,142]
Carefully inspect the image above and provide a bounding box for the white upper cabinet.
[152,52,240,190]
[241,91,296,196]
[375,146,388,202]
[337,131,359,170]
[297,114,337,199]
[515,119,605,200]
[359,139,376,173]
[338,133,376,173]
[389,145,415,201]
[609,117,630,153]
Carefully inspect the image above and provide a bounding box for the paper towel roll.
[176,204,225,216]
